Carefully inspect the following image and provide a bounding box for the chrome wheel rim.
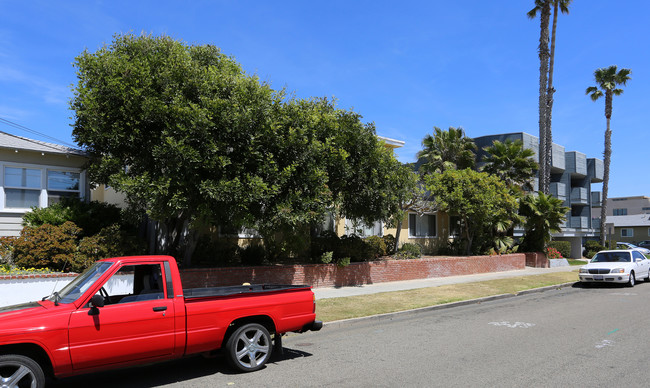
[0,361,37,388]
[234,328,270,369]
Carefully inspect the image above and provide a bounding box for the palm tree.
[586,65,632,245]
[482,139,538,191]
[519,192,569,252]
[543,0,572,194]
[528,0,551,194]
[417,126,476,174]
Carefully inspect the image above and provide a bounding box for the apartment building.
[473,132,604,258]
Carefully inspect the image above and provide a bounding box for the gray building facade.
[473,132,604,259]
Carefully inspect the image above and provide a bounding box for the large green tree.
[586,65,632,245]
[417,126,476,174]
[425,169,519,255]
[388,164,431,254]
[71,34,408,265]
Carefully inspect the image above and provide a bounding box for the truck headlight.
[579,268,589,274]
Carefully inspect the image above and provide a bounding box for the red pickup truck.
[0,255,322,387]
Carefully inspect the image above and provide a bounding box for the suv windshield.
[591,252,631,263]
[47,262,113,304]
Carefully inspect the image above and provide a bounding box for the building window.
[4,167,41,208]
[621,228,634,238]
[642,207,650,212]
[449,215,461,237]
[47,170,80,205]
[409,213,436,238]
[314,212,335,236]
[344,219,382,237]
[219,225,261,238]
[613,208,627,216]
[3,166,83,210]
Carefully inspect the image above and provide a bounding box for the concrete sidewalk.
[312,265,579,300]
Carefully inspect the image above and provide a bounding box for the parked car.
[0,256,322,387]
[579,249,650,286]
[616,242,650,255]
[637,240,650,249]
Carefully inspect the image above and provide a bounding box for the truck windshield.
[49,262,113,304]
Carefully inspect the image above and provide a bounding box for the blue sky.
[1,0,648,198]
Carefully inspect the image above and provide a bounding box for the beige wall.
[612,226,650,244]
[607,196,650,216]
[384,211,450,254]
[0,149,86,169]
[91,184,128,208]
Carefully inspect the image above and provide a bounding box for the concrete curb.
[322,281,578,330]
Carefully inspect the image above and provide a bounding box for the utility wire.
[0,117,79,149]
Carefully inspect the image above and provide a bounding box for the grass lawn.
[316,271,579,322]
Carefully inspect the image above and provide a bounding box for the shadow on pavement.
[49,347,313,387]
[572,282,630,289]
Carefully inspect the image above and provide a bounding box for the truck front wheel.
[225,323,272,372]
[0,354,45,388]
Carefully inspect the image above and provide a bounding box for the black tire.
[0,354,45,388]
[628,272,635,287]
[225,323,272,372]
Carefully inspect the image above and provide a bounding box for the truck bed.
[183,284,311,299]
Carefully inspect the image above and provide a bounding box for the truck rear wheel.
[0,354,45,388]
[225,323,272,372]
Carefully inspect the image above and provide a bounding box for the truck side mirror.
[90,294,105,308]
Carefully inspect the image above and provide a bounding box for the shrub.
[13,222,81,271]
[192,236,240,267]
[548,241,571,258]
[74,224,146,272]
[337,257,351,268]
[240,244,266,266]
[545,247,562,259]
[583,240,605,259]
[364,236,387,260]
[0,236,16,265]
[23,199,122,237]
[394,243,422,260]
[320,251,333,264]
[338,235,372,262]
[311,231,341,259]
[382,234,396,254]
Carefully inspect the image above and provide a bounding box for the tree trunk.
[537,3,551,194]
[182,229,200,268]
[544,1,559,194]
[600,92,613,247]
[394,218,403,254]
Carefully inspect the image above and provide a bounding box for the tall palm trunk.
[600,91,613,246]
[537,3,551,194]
[544,1,559,193]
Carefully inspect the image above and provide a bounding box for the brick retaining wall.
[180,253,526,288]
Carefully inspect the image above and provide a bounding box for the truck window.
[99,264,164,304]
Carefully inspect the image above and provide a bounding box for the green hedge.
[548,241,571,258]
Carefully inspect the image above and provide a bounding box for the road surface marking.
[488,321,535,329]
[595,340,614,349]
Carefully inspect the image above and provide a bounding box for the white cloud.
[0,65,69,105]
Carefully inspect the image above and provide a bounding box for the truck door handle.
[153,306,167,312]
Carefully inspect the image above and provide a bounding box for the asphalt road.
[53,282,650,387]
